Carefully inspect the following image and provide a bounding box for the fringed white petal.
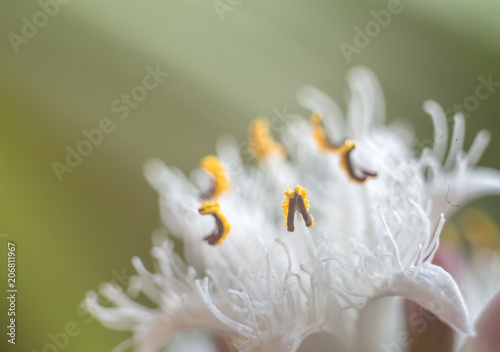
[346,67,385,136]
[137,303,227,352]
[390,265,474,335]
[356,264,473,351]
[429,167,500,223]
[84,67,500,351]
[84,291,150,331]
[423,100,449,163]
[443,114,465,170]
[466,130,491,167]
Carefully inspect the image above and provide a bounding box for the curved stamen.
[339,140,377,184]
[200,155,230,199]
[199,201,231,245]
[311,113,345,151]
[248,118,286,161]
[282,185,315,232]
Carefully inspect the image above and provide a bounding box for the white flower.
[84,67,500,352]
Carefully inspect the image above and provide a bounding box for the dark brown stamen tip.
[286,197,296,232]
[296,196,313,227]
[344,146,377,183]
[203,214,225,245]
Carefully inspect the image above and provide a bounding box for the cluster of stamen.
[198,114,377,244]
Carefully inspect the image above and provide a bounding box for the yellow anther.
[249,118,286,161]
[199,201,232,246]
[311,113,344,151]
[294,185,309,201]
[282,185,315,232]
[339,140,357,176]
[200,155,230,199]
[339,140,377,184]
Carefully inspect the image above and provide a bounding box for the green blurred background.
[1,1,500,351]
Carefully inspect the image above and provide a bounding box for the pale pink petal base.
[461,290,500,352]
